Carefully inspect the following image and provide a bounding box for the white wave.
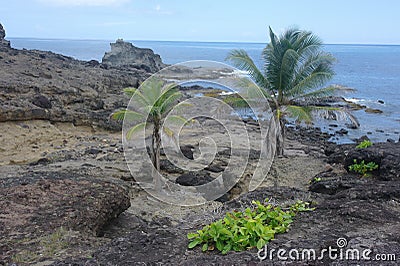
[344,97,364,104]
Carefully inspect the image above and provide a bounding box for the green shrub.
[187,200,314,254]
[356,140,373,149]
[349,159,379,176]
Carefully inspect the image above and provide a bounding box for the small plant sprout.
[356,140,373,149]
[348,159,379,177]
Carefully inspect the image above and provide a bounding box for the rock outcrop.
[0,172,131,263]
[326,141,400,180]
[0,23,10,49]
[0,24,151,130]
[102,39,166,72]
[52,182,400,265]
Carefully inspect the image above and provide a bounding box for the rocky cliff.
[102,39,166,72]
[0,23,10,49]
[0,24,152,130]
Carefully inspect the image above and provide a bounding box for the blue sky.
[1,0,400,44]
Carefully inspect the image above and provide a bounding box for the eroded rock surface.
[0,23,150,130]
[102,39,167,72]
[326,141,400,180]
[0,172,130,263]
[52,181,400,265]
[0,23,10,48]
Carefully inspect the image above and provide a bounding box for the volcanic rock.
[0,172,131,263]
[102,39,166,72]
[0,26,150,130]
[0,23,10,49]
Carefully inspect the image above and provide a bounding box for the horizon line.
[7,36,400,46]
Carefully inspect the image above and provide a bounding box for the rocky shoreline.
[1,24,399,265]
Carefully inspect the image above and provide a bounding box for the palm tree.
[227,27,358,155]
[111,78,188,175]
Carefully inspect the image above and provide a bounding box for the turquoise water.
[8,38,400,143]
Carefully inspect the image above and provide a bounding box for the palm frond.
[226,49,269,89]
[223,95,251,109]
[289,53,335,96]
[288,71,335,99]
[126,122,147,140]
[162,126,180,148]
[123,87,137,97]
[165,115,193,126]
[306,106,360,128]
[278,48,300,94]
[141,78,164,105]
[162,126,175,138]
[283,105,313,124]
[111,109,144,122]
[124,88,149,110]
[159,91,182,115]
[291,86,337,100]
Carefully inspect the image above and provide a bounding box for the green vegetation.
[187,200,314,254]
[222,94,251,109]
[227,27,359,155]
[356,139,373,149]
[310,177,322,183]
[111,78,190,189]
[203,90,224,97]
[349,159,379,177]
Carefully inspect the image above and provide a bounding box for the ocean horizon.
[8,37,400,144]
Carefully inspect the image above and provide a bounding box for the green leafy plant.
[187,199,314,254]
[349,159,379,177]
[356,140,373,149]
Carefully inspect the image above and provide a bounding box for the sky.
[1,0,400,44]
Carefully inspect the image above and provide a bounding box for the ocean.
[8,38,400,143]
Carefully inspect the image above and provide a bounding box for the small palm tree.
[227,27,358,155]
[111,78,188,176]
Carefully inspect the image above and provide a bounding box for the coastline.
[1,27,399,265]
[8,37,400,144]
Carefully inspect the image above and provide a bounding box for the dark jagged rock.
[0,172,131,263]
[160,159,184,174]
[0,23,10,49]
[336,128,348,135]
[53,181,400,265]
[180,144,195,160]
[205,163,225,173]
[32,94,52,109]
[175,171,214,186]
[0,31,150,130]
[365,108,383,114]
[102,39,167,72]
[327,141,400,180]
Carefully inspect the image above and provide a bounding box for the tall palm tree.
[227,27,358,155]
[111,78,188,174]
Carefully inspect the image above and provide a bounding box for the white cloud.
[152,4,173,15]
[38,0,130,7]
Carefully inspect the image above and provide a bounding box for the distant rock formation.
[102,39,166,72]
[0,23,11,49]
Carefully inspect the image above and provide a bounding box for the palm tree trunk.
[152,119,162,191]
[276,117,285,156]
